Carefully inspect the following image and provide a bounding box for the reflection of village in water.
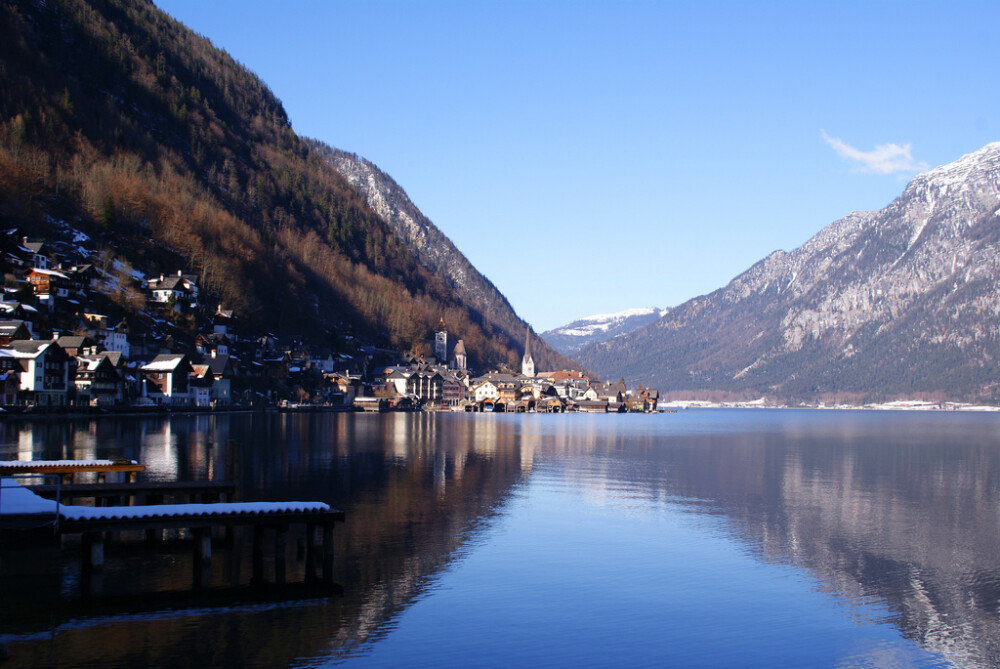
[2,412,1000,667]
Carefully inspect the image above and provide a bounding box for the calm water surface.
[2,409,999,667]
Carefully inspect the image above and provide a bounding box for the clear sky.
[155,0,1000,332]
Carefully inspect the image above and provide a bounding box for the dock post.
[252,525,266,584]
[274,526,287,584]
[193,527,212,588]
[82,531,105,572]
[322,522,335,582]
[306,523,320,582]
[80,533,105,598]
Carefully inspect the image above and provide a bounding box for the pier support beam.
[306,523,320,582]
[323,523,335,583]
[193,527,212,589]
[82,532,105,572]
[275,526,287,584]
[252,525,266,585]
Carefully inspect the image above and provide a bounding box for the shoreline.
[660,399,1000,412]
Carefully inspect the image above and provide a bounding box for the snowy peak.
[542,307,667,355]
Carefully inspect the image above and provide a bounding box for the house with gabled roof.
[26,268,72,310]
[0,370,19,406]
[199,352,234,406]
[440,372,465,407]
[407,369,444,403]
[195,332,231,358]
[0,303,38,336]
[55,334,99,357]
[140,354,193,405]
[594,382,627,404]
[213,305,236,335]
[1,339,73,406]
[472,379,499,403]
[0,320,32,346]
[189,364,213,407]
[75,352,123,406]
[146,271,199,311]
[20,239,50,270]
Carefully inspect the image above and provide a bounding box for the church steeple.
[521,327,535,378]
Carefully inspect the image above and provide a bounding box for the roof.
[0,320,29,335]
[56,335,93,349]
[27,268,70,280]
[203,354,233,375]
[150,275,184,291]
[141,354,187,371]
[4,340,56,358]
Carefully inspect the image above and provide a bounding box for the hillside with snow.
[541,307,667,355]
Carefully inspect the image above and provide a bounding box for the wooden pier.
[62,503,345,590]
[1,473,344,595]
[27,480,237,505]
[0,459,146,483]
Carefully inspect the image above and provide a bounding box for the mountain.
[0,0,557,371]
[541,307,667,355]
[578,143,1000,404]
[308,144,577,373]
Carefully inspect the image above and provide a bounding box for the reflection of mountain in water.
[0,413,532,667]
[544,414,1000,668]
[3,412,999,667]
[236,413,532,658]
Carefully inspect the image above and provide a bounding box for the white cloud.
[821,131,929,175]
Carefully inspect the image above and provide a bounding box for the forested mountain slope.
[310,143,577,373]
[579,143,1000,403]
[0,0,557,370]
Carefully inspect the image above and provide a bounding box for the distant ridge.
[542,308,667,355]
[577,143,1000,404]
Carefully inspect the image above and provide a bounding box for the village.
[0,231,660,415]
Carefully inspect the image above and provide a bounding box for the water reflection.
[1,410,999,667]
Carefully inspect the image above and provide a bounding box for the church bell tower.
[435,318,448,363]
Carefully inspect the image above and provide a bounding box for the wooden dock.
[0,459,146,483]
[27,480,237,505]
[62,503,345,590]
[1,474,344,595]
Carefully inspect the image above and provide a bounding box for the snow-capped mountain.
[542,307,668,355]
[578,142,1000,403]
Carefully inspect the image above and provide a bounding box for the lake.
[2,409,999,667]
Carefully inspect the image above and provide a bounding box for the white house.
[1,339,72,406]
[472,380,499,403]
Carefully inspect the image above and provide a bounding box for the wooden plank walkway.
[0,459,146,483]
[27,480,237,505]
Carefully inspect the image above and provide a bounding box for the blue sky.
[155,0,999,332]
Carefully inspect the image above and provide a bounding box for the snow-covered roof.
[3,340,55,358]
[142,355,185,371]
[27,268,70,280]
